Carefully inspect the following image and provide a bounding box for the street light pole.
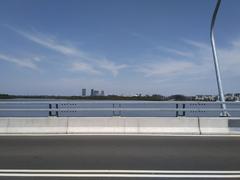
[210,0,229,117]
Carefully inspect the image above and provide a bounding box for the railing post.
[112,103,115,116]
[183,104,186,116]
[49,103,59,117]
[49,104,52,116]
[176,104,179,117]
[119,104,122,117]
[56,104,59,117]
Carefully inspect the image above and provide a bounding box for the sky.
[0,0,240,96]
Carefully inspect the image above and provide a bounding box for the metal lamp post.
[210,0,229,116]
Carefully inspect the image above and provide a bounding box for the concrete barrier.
[0,117,199,134]
[199,117,229,134]
[67,117,199,134]
[199,117,240,135]
[0,118,8,133]
[67,117,126,133]
[137,117,199,134]
[1,117,240,135]
[226,118,240,135]
[2,117,68,134]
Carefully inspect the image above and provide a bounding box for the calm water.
[0,100,240,117]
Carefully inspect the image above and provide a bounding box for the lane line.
[0,170,240,174]
[0,173,240,178]
[0,133,240,137]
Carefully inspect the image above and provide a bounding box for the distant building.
[225,93,234,101]
[195,95,216,101]
[135,93,142,97]
[195,95,204,101]
[195,93,240,101]
[225,93,240,101]
[93,90,99,96]
[91,89,94,96]
[90,89,105,96]
[235,93,240,101]
[82,88,86,96]
[235,93,240,97]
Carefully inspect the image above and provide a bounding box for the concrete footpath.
[0,117,240,135]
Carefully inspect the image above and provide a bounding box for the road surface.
[0,135,240,179]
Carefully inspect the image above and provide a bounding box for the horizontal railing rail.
[0,101,240,104]
[0,108,240,112]
[0,101,240,117]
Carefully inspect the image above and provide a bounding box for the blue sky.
[0,0,240,96]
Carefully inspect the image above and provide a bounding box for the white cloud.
[10,28,127,76]
[5,26,240,94]
[71,62,102,75]
[13,29,81,57]
[159,47,193,57]
[218,42,240,75]
[183,39,210,50]
[138,38,240,84]
[138,60,195,77]
[182,39,240,76]
[98,59,128,76]
[0,53,40,70]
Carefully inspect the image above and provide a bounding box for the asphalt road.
[0,135,240,179]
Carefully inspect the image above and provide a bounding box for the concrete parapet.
[199,117,240,135]
[67,117,199,134]
[67,117,125,133]
[0,118,8,133]
[227,118,240,135]
[0,117,240,135]
[200,117,229,134]
[2,117,68,134]
[137,117,199,134]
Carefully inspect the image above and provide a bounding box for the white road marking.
[0,173,240,178]
[0,170,240,174]
[0,133,240,137]
[0,170,240,178]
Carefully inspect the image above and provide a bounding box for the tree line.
[0,94,194,101]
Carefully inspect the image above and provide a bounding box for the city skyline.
[0,0,240,96]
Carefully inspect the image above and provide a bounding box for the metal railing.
[0,100,240,117]
[0,100,240,104]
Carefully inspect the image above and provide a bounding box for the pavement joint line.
[0,170,240,174]
[1,133,240,137]
[0,173,240,178]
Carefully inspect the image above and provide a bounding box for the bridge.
[0,100,240,179]
[0,100,240,135]
[0,0,239,178]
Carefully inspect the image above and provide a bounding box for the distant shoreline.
[0,94,194,101]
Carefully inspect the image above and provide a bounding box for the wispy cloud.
[9,27,128,76]
[0,53,40,70]
[138,60,195,77]
[8,27,81,57]
[183,39,210,50]
[71,62,102,75]
[182,38,240,76]
[4,26,240,88]
[98,59,128,76]
[138,38,240,82]
[159,47,193,57]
